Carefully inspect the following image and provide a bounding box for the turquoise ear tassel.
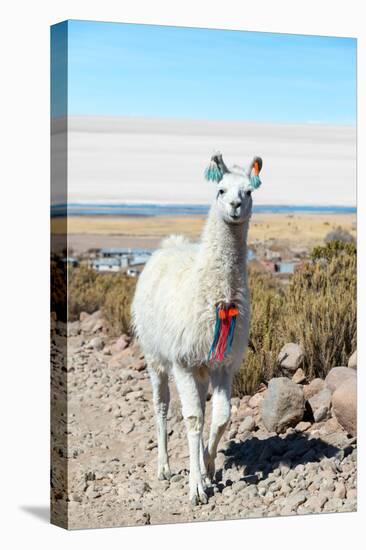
[204,161,223,182]
[250,175,262,190]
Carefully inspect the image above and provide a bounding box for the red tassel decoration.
[208,303,239,363]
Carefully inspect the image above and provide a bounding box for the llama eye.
[218,189,225,196]
[246,190,252,197]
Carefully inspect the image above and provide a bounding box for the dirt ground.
[51,314,357,530]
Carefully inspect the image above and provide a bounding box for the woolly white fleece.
[131,169,254,504]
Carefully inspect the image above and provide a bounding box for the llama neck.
[195,204,249,303]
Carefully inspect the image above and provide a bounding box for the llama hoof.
[204,450,215,481]
[158,464,171,481]
[203,476,212,488]
[190,481,208,505]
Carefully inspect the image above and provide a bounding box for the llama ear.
[248,156,263,190]
[204,152,229,183]
[250,156,263,176]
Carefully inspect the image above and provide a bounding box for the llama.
[131,152,262,505]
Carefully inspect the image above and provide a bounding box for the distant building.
[130,253,152,266]
[91,258,121,272]
[100,248,132,257]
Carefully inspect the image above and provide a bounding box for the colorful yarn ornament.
[208,303,239,363]
[204,161,223,182]
[249,174,262,190]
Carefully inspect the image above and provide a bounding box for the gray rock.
[323,497,343,512]
[68,321,81,337]
[348,350,357,370]
[239,415,255,433]
[295,421,311,433]
[278,343,305,372]
[81,310,105,334]
[304,378,325,401]
[170,474,185,483]
[260,378,305,433]
[111,335,130,354]
[292,368,306,384]
[325,366,356,394]
[332,377,357,436]
[308,388,332,421]
[248,393,264,408]
[334,481,346,499]
[88,336,104,351]
[306,494,328,512]
[286,490,308,511]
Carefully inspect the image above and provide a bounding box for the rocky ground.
[51,311,357,530]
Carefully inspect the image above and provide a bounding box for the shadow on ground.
[218,432,353,483]
[20,506,49,523]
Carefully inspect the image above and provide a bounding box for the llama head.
[204,153,263,225]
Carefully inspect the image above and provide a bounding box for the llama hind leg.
[173,364,208,505]
[148,364,171,481]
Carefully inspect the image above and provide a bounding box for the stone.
[68,321,81,337]
[170,474,185,483]
[325,366,356,394]
[332,377,357,436]
[88,336,104,351]
[303,378,325,401]
[295,421,311,433]
[286,490,308,511]
[248,393,263,408]
[239,415,255,433]
[321,416,341,434]
[292,368,306,384]
[348,350,357,370]
[308,388,332,421]
[260,377,305,433]
[305,494,328,512]
[111,334,131,354]
[334,481,346,499]
[278,343,304,372]
[79,311,89,322]
[81,310,105,334]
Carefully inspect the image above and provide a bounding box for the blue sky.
[54,20,356,124]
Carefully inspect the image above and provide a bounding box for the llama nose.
[230,199,241,209]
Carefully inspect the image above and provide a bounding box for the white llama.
[131,152,263,505]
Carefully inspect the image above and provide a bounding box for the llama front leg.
[148,365,171,481]
[195,367,210,482]
[205,367,233,481]
[173,364,208,505]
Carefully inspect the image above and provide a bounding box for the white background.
[1,1,364,548]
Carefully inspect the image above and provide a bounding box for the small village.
[64,244,305,279]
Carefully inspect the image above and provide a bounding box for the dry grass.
[68,265,137,335]
[233,241,357,395]
[54,213,356,250]
[66,241,356,396]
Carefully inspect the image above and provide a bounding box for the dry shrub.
[51,259,67,322]
[68,265,136,335]
[233,241,356,396]
[282,245,356,380]
[233,270,284,397]
[68,241,356,396]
